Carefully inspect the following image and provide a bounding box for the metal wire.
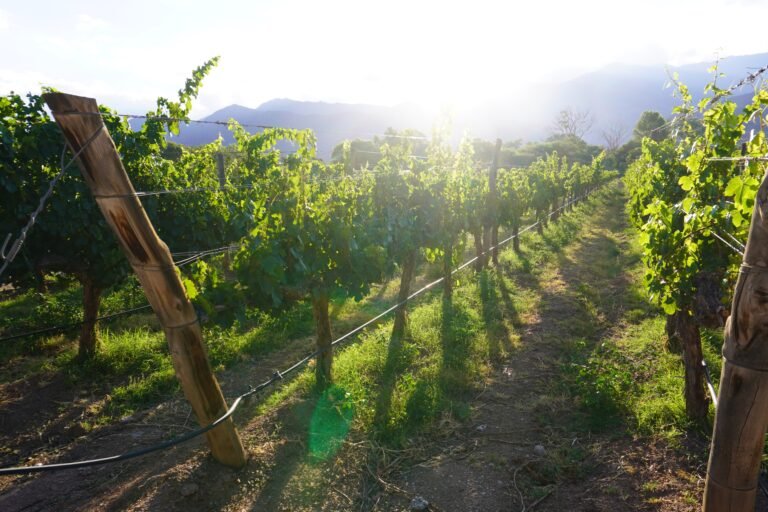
[0,244,239,343]
[175,245,239,267]
[720,229,746,251]
[353,149,427,160]
[57,111,276,131]
[55,111,432,142]
[0,305,152,344]
[702,359,718,408]
[712,231,745,256]
[706,156,768,162]
[0,126,105,281]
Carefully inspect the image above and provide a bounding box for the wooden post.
[311,289,333,390]
[489,139,502,265]
[44,93,247,468]
[216,151,234,275]
[483,139,502,266]
[703,171,768,511]
[216,152,226,189]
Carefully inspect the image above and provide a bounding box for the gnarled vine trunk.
[472,227,484,271]
[491,225,499,265]
[674,312,708,422]
[536,210,545,235]
[392,250,418,342]
[443,242,453,301]
[512,222,520,253]
[664,313,682,354]
[78,278,102,359]
[551,198,560,222]
[312,289,333,390]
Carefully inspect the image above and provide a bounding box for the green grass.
[555,184,725,444]
[0,280,317,419]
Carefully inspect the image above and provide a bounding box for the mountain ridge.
[173,52,768,158]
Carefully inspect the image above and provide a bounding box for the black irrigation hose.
[0,186,606,476]
[0,305,153,343]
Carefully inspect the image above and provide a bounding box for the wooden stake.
[483,139,502,266]
[703,171,768,511]
[216,152,226,189]
[311,290,333,389]
[44,93,247,468]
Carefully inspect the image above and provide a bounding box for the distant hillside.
[172,52,768,158]
[172,100,434,159]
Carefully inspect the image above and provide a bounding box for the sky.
[2,0,768,117]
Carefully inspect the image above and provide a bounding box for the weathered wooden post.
[44,93,247,468]
[703,170,768,511]
[483,138,502,266]
[216,152,226,189]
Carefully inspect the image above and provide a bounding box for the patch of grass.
[563,318,696,437]
[558,183,724,443]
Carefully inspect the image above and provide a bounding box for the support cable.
[0,126,105,281]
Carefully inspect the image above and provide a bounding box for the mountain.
[171,100,434,159]
[172,52,768,157]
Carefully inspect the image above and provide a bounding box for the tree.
[633,111,668,142]
[552,108,594,139]
[601,123,628,151]
[504,134,602,168]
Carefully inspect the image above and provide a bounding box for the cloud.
[75,14,109,32]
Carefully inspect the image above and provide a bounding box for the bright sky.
[2,0,767,116]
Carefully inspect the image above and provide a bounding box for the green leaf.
[678,175,694,191]
[662,301,677,315]
[724,176,742,198]
[732,209,744,228]
[183,278,199,300]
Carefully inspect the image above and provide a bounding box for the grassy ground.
[555,194,724,443]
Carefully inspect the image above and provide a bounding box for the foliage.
[0,58,222,355]
[504,134,603,168]
[633,111,669,142]
[625,73,768,315]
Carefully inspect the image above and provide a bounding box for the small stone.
[533,444,547,457]
[410,495,430,511]
[180,483,199,497]
[475,424,487,433]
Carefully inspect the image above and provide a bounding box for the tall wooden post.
[703,171,768,511]
[483,139,502,266]
[216,152,226,189]
[44,93,247,468]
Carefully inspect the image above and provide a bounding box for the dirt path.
[381,185,711,512]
